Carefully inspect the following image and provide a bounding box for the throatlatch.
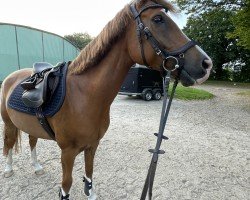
[140,71,179,200]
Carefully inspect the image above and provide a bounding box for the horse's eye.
[153,15,164,23]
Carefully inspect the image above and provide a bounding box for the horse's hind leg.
[2,121,20,178]
[29,135,44,175]
[83,143,98,200]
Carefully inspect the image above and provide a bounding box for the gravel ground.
[0,84,249,200]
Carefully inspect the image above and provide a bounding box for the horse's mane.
[69,0,176,75]
[69,4,132,74]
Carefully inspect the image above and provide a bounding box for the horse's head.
[127,0,212,86]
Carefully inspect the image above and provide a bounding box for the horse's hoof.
[35,168,45,175]
[88,193,97,200]
[4,170,14,178]
[33,163,44,175]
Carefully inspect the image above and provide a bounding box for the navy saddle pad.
[8,62,69,117]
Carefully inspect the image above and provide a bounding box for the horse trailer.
[119,64,163,101]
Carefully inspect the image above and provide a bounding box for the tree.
[175,0,250,82]
[183,9,239,80]
[227,0,250,50]
[175,0,245,14]
[64,32,93,50]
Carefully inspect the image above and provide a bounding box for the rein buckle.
[138,23,144,30]
[156,49,162,55]
[179,53,185,58]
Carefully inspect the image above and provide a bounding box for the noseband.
[130,3,196,73]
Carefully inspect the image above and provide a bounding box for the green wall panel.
[17,27,43,68]
[64,40,79,61]
[0,24,79,81]
[0,25,19,81]
[43,33,63,65]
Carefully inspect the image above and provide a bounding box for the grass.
[237,91,250,97]
[168,84,214,100]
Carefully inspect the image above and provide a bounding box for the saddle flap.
[22,80,46,108]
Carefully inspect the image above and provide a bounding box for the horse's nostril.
[202,60,209,69]
[202,59,212,70]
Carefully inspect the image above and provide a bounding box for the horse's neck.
[78,39,134,106]
[95,40,134,104]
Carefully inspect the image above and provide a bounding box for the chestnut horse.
[1,0,212,199]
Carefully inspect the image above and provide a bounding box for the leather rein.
[130,3,196,200]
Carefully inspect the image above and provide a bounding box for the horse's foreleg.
[83,143,98,200]
[59,147,78,200]
[29,135,44,175]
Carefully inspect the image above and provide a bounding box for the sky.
[0,0,187,37]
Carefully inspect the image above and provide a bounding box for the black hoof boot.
[83,177,93,196]
[59,188,70,200]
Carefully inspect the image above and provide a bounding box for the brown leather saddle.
[21,62,62,108]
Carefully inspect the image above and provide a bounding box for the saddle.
[19,62,67,140]
[21,62,63,108]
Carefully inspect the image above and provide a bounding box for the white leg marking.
[4,149,14,178]
[61,188,68,197]
[85,176,97,200]
[31,147,44,175]
[59,187,70,200]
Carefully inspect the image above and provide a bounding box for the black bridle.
[130,3,197,200]
[130,3,196,73]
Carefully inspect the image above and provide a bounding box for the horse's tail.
[14,127,21,155]
[1,78,22,156]
[2,125,21,156]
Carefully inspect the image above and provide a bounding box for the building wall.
[0,23,79,81]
